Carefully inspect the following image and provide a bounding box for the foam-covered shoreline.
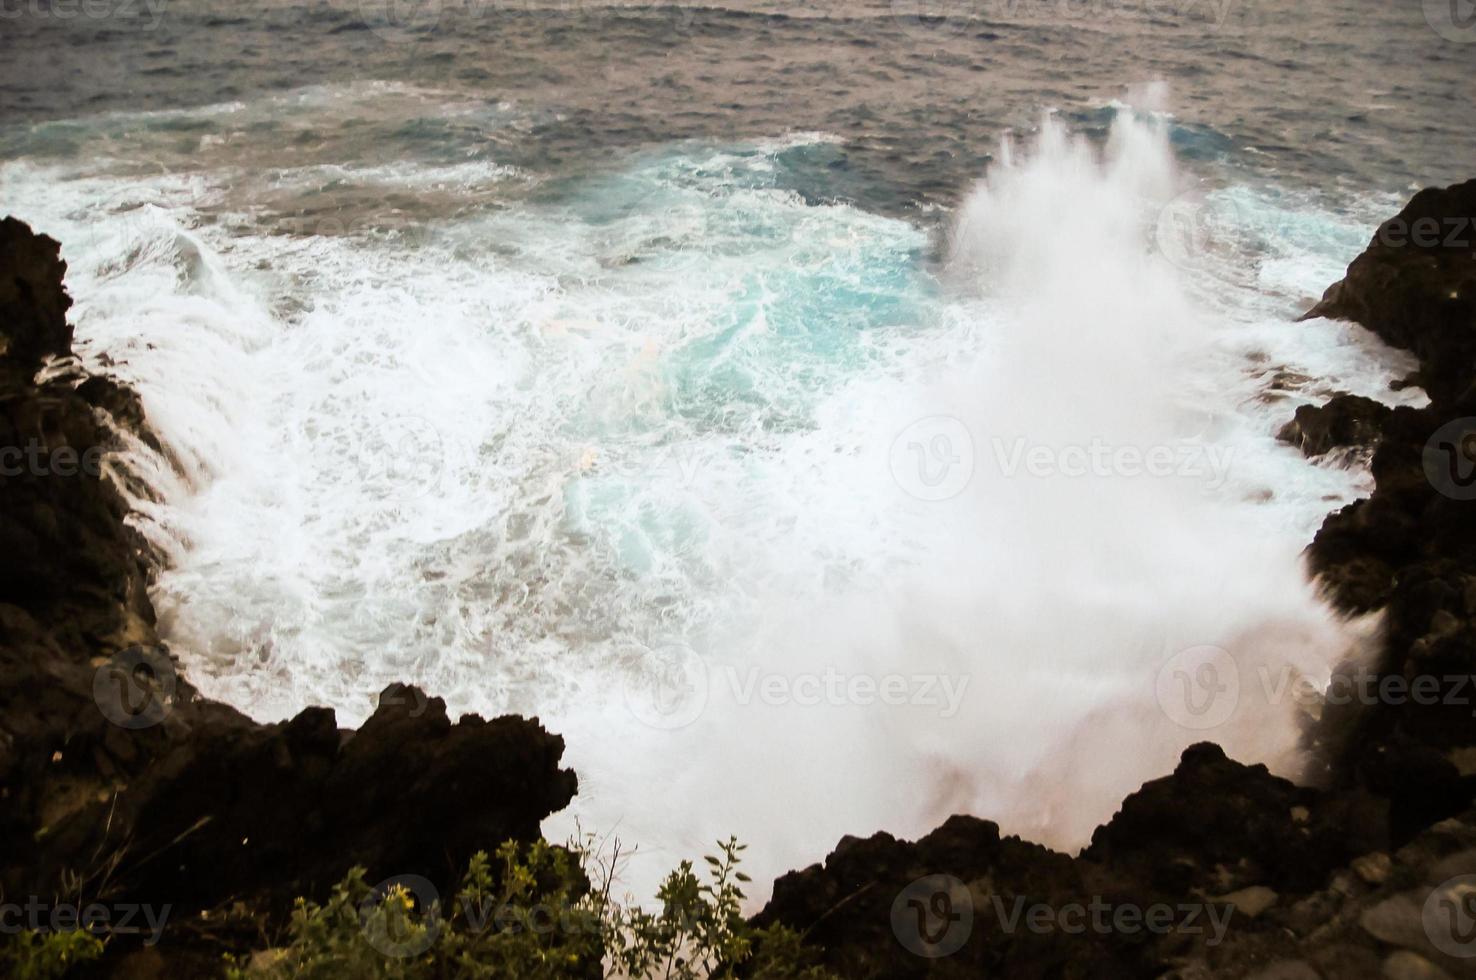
[0,216,578,974]
[8,107,1401,904]
[2,177,1475,976]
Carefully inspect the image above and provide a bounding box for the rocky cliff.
[0,217,578,975]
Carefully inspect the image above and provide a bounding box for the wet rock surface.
[1301,179,1476,405]
[1300,181,1476,843]
[1278,394,1393,459]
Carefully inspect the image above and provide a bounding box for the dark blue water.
[3,0,1473,215]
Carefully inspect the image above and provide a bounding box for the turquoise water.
[0,0,1465,899]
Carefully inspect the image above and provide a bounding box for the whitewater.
[2,81,1436,900]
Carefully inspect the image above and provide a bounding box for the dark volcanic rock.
[1153,802,1476,980]
[1301,179,1476,405]
[757,746,1381,978]
[0,220,154,654]
[1278,394,1393,458]
[24,684,580,919]
[757,815,1122,979]
[1082,743,1368,896]
[0,215,73,368]
[1295,182,1476,837]
[0,216,578,968]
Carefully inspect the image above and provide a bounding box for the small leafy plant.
[226,836,833,979]
[0,929,103,980]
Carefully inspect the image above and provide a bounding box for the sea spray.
[3,95,1382,904]
[549,111,1378,899]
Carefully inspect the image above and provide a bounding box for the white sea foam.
[0,93,1397,904]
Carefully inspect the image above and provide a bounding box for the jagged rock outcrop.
[0,217,578,973]
[756,746,1394,978]
[756,745,1473,979]
[1081,744,1375,896]
[1301,179,1476,404]
[1295,181,1476,846]
[0,215,74,366]
[1277,394,1393,459]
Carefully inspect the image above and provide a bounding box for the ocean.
[2,0,1473,900]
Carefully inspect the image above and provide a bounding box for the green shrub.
[0,929,103,980]
[227,836,833,979]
